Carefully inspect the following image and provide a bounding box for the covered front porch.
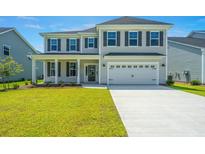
[31,54,100,84]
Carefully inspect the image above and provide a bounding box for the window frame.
[107,31,117,47]
[128,31,138,47]
[50,62,55,77]
[88,37,95,49]
[69,38,77,51]
[50,38,58,51]
[69,61,77,77]
[150,31,160,47]
[3,44,10,56]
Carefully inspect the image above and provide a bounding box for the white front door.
[108,62,159,85]
[84,64,97,82]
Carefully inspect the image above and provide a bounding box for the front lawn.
[0,88,127,137]
[170,82,205,97]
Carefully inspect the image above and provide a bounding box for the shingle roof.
[168,37,205,48]
[0,27,14,34]
[105,52,165,56]
[40,27,96,35]
[98,16,172,25]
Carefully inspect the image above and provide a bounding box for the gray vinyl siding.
[168,41,202,82]
[99,29,167,84]
[44,35,98,53]
[0,30,42,81]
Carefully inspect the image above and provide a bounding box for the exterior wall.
[0,30,43,81]
[44,34,98,54]
[189,32,205,39]
[44,60,98,83]
[99,28,167,84]
[203,52,205,84]
[168,41,202,82]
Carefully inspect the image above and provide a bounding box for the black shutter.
[125,31,128,46]
[103,31,107,47]
[160,31,164,46]
[77,39,80,51]
[94,38,98,48]
[146,31,150,46]
[47,39,50,51]
[47,62,50,77]
[66,62,69,76]
[66,39,69,51]
[117,31,120,46]
[58,39,61,51]
[138,31,142,46]
[85,38,88,48]
[58,62,61,77]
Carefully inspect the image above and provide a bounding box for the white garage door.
[108,63,159,85]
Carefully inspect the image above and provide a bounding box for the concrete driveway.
[109,85,205,137]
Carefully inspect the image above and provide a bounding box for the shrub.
[167,75,173,81]
[58,81,65,87]
[190,80,201,85]
[25,80,29,85]
[13,83,19,89]
[166,80,175,86]
[45,81,52,87]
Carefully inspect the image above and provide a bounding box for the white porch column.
[55,59,58,84]
[43,61,46,82]
[80,36,83,53]
[98,58,101,84]
[77,59,80,84]
[32,59,36,84]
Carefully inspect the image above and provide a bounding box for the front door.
[87,65,96,82]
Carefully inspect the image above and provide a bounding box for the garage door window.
[139,65,143,68]
[145,65,149,68]
[133,65,138,68]
[116,65,120,68]
[128,65,132,68]
[122,65,126,68]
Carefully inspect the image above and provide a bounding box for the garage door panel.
[108,63,158,85]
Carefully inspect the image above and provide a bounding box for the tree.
[0,56,24,89]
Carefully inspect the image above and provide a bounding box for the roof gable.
[97,16,172,25]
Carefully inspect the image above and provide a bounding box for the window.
[128,65,132,68]
[50,62,55,76]
[133,65,138,68]
[50,39,58,51]
[139,65,143,68]
[122,65,126,68]
[69,62,77,76]
[129,32,138,46]
[110,65,114,68]
[150,32,159,46]
[107,32,116,46]
[88,38,94,48]
[116,65,120,68]
[69,39,77,51]
[3,45,10,56]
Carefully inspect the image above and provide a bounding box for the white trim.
[43,61,46,82]
[0,28,14,35]
[107,62,159,85]
[150,31,160,47]
[77,59,80,84]
[87,37,95,49]
[107,31,117,47]
[69,38,77,51]
[99,29,101,55]
[54,59,58,84]
[2,44,11,56]
[80,36,83,53]
[32,59,36,83]
[99,58,101,84]
[84,63,98,83]
[165,31,168,80]
[128,31,138,47]
[202,52,204,84]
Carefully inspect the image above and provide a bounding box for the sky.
[0,16,205,51]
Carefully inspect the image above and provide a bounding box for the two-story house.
[31,16,172,85]
[0,27,42,81]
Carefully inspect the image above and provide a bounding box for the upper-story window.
[50,39,58,51]
[107,32,117,46]
[69,39,77,51]
[3,45,10,56]
[150,32,159,46]
[129,32,138,46]
[88,38,94,48]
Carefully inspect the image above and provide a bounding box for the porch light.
[161,64,165,67]
[103,64,106,67]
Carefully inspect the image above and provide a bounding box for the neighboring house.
[168,30,205,84]
[31,16,172,85]
[0,27,42,81]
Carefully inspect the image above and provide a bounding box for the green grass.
[0,80,43,90]
[170,82,205,97]
[0,88,127,137]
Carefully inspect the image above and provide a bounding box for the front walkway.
[109,85,205,137]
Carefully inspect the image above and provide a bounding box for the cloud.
[25,24,43,29]
[17,16,38,21]
[59,23,96,32]
[83,23,96,28]
[168,28,189,37]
